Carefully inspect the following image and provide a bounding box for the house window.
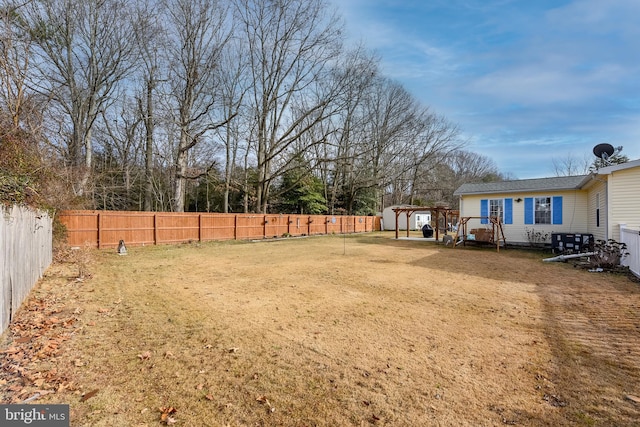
[525,196,562,225]
[489,199,503,221]
[534,197,552,224]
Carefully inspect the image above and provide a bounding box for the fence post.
[97,212,102,249]
[198,214,202,242]
[234,215,238,240]
[153,213,157,245]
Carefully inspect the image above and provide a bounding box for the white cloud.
[329,0,640,177]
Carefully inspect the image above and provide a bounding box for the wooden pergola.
[392,206,459,241]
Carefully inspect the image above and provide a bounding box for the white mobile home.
[453,159,640,245]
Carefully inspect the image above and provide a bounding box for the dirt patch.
[2,233,640,426]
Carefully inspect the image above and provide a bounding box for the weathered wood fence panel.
[59,210,381,248]
[620,224,640,278]
[1,205,53,334]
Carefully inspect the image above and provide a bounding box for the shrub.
[588,239,628,270]
[524,227,550,247]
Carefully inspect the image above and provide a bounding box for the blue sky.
[329,0,640,179]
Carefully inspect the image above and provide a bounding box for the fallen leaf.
[15,336,32,344]
[97,308,110,313]
[159,407,177,424]
[205,394,214,401]
[228,347,239,353]
[81,389,99,402]
[256,395,274,411]
[138,351,151,361]
[625,394,640,404]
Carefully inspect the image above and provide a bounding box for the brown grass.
[2,233,640,426]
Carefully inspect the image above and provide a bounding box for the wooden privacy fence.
[1,205,53,334]
[59,210,381,248]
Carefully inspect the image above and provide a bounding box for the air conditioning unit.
[551,233,594,254]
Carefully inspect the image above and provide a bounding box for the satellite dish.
[593,143,615,160]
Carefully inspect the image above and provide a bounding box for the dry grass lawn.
[2,233,640,426]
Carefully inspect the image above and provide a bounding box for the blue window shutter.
[524,198,533,224]
[552,196,563,224]
[480,199,488,224]
[504,198,513,224]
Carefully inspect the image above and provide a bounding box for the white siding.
[459,190,588,244]
[608,167,640,242]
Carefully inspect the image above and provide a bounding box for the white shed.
[382,205,431,231]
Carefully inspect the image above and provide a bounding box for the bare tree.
[334,76,462,213]
[416,150,503,208]
[131,0,167,211]
[93,95,143,209]
[403,113,463,206]
[551,152,592,176]
[234,0,344,213]
[311,45,379,214]
[0,2,35,131]
[21,0,139,196]
[163,0,234,212]
[214,38,250,213]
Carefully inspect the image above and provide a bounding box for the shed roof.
[453,175,591,196]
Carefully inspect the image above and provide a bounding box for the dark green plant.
[276,167,327,214]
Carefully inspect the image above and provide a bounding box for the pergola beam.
[392,206,459,241]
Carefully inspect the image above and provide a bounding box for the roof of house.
[453,175,592,196]
[596,158,640,175]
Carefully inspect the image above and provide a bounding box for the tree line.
[0,0,506,215]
